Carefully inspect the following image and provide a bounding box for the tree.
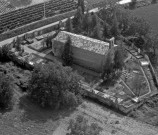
[15,36,22,52]
[143,33,158,65]
[0,44,11,62]
[116,7,130,35]
[113,46,124,70]
[101,48,122,84]
[27,61,83,109]
[92,23,102,40]
[73,6,83,32]
[82,12,92,35]
[110,13,120,38]
[129,0,137,9]
[0,73,13,109]
[78,0,85,13]
[67,115,102,135]
[126,16,150,37]
[91,13,98,29]
[101,50,114,80]
[66,17,73,32]
[103,21,111,39]
[62,36,73,66]
[45,31,59,48]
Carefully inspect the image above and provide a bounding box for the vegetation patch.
[129,94,158,126]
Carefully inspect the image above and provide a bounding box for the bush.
[0,44,12,62]
[0,73,13,109]
[27,61,83,109]
[129,0,137,9]
[67,115,102,135]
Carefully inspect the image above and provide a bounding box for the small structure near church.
[52,31,116,72]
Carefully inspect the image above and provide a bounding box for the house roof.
[53,31,110,55]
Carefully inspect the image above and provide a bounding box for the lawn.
[123,59,149,96]
[132,3,158,34]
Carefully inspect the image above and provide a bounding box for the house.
[52,31,116,72]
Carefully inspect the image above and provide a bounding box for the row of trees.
[65,6,104,40]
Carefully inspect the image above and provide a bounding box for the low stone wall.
[0,10,76,42]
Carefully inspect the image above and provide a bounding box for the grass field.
[132,3,158,34]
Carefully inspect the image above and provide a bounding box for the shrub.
[67,115,102,135]
[0,73,13,109]
[129,0,137,9]
[27,61,83,109]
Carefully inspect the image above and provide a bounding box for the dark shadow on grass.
[18,95,76,123]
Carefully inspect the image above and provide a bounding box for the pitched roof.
[53,31,110,55]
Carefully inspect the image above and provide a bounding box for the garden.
[122,58,149,96]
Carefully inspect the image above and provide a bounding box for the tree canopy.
[62,36,73,66]
[0,73,13,109]
[113,46,125,70]
[66,17,73,32]
[27,61,83,109]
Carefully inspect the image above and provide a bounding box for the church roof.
[53,31,110,55]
